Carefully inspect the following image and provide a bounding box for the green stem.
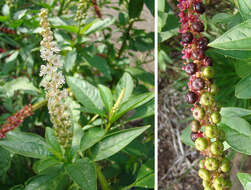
[105,122,111,134]
[95,163,111,190]
[31,99,47,112]
[58,0,66,16]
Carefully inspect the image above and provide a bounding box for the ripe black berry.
[186,91,198,104]
[182,32,193,44]
[197,37,209,50]
[204,57,213,66]
[194,2,205,14]
[192,78,205,90]
[191,21,204,32]
[192,49,205,60]
[185,62,197,75]
[191,132,198,142]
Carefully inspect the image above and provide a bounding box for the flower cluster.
[178,1,232,190]
[0,27,15,35]
[75,0,88,21]
[0,104,33,138]
[39,9,72,149]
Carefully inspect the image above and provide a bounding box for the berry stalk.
[178,1,232,190]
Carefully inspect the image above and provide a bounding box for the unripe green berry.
[198,168,210,181]
[220,158,231,173]
[204,125,219,139]
[195,137,208,151]
[199,159,205,168]
[200,92,214,106]
[202,180,210,187]
[202,66,214,79]
[205,157,219,171]
[210,84,218,95]
[193,107,205,120]
[210,112,221,124]
[210,141,224,155]
[190,120,201,132]
[213,176,227,190]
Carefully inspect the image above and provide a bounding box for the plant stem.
[31,99,47,112]
[117,20,134,59]
[58,0,66,16]
[95,163,111,190]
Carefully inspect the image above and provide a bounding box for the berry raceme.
[178,0,232,189]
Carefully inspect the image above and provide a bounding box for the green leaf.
[114,72,134,104]
[45,127,62,157]
[64,49,77,73]
[221,107,251,117]
[144,0,154,16]
[91,125,151,161]
[126,99,154,122]
[221,116,251,135]
[235,73,251,99]
[98,85,113,112]
[53,25,79,33]
[66,76,104,111]
[219,123,251,155]
[33,157,61,174]
[112,92,154,123]
[134,159,154,188]
[78,107,106,117]
[88,55,111,79]
[10,185,25,190]
[159,28,179,42]
[0,146,11,177]
[234,61,251,78]
[82,18,115,35]
[181,126,195,147]
[0,77,39,98]
[25,166,68,190]
[129,0,144,19]
[80,127,106,152]
[237,173,251,190]
[0,130,51,159]
[65,158,97,190]
[237,0,251,20]
[209,19,251,50]
[126,67,154,86]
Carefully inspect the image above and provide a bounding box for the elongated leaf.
[33,157,61,174]
[221,107,251,117]
[88,55,111,79]
[78,107,106,117]
[134,159,154,188]
[0,131,51,159]
[114,72,134,104]
[237,0,251,20]
[209,19,251,50]
[45,127,62,156]
[237,173,251,190]
[221,116,251,135]
[66,76,104,111]
[98,85,113,112]
[81,127,106,152]
[112,92,154,123]
[0,77,39,97]
[0,146,11,177]
[64,49,77,73]
[65,158,97,190]
[25,166,68,190]
[91,125,151,161]
[213,48,251,60]
[129,0,144,19]
[82,18,115,35]
[219,123,251,155]
[235,73,251,99]
[234,61,251,78]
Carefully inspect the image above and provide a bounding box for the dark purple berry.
[204,57,213,66]
[194,2,205,14]
[191,21,204,32]
[191,132,198,142]
[192,77,205,90]
[182,32,193,44]
[185,62,197,75]
[186,91,198,104]
[192,49,205,60]
[197,37,209,50]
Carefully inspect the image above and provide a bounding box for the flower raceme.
[39,9,72,149]
[0,104,33,138]
[178,1,232,190]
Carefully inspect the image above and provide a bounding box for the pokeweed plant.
[159,0,251,189]
[0,0,154,190]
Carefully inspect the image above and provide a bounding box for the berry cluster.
[178,1,232,190]
[0,104,33,138]
[0,27,15,35]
